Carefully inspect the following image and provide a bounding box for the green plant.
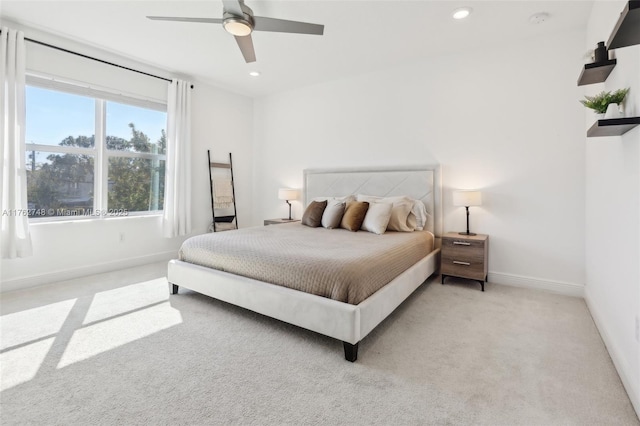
[580,88,630,114]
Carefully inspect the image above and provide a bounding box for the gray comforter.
[179,223,434,305]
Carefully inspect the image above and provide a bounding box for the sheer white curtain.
[163,79,192,237]
[1,27,32,258]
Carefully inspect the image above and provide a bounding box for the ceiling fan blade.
[147,16,223,24]
[222,0,245,16]
[253,16,324,35]
[234,35,256,63]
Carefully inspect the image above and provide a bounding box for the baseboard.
[585,290,640,418]
[489,271,584,297]
[1,251,176,293]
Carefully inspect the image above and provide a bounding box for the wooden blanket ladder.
[208,151,238,232]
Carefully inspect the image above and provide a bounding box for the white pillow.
[360,202,393,235]
[412,199,428,231]
[321,200,346,229]
[357,194,416,232]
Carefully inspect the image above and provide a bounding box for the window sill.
[29,212,163,225]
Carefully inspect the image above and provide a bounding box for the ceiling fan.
[147,0,324,63]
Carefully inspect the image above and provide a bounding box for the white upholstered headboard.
[303,165,442,237]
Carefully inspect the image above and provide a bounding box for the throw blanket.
[179,223,434,305]
[213,176,234,208]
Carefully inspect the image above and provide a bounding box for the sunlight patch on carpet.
[0,337,55,391]
[83,279,169,325]
[0,299,76,351]
[57,302,181,369]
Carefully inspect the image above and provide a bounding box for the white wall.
[0,22,253,291]
[190,81,253,234]
[583,0,640,415]
[253,29,586,294]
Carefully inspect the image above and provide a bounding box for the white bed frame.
[167,165,442,361]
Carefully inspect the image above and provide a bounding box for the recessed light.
[529,12,550,25]
[249,71,261,77]
[452,7,472,20]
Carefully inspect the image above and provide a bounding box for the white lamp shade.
[278,188,298,201]
[453,190,482,207]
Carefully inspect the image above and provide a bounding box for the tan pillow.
[388,200,415,232]
[340,201,369,232]
[321,200,346,229]
[301,200,327,227]
[361,202,393,235]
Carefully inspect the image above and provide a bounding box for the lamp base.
[286,200,292,221]
[458,231,477,236]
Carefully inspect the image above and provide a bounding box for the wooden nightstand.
[264,218,300,226]
[441,232,489,291]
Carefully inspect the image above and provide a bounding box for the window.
[25,81,167,220]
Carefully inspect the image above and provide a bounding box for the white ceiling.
[1,0,593,98]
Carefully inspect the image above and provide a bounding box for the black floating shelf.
[587,117,640,137]
[577,59,617,86]
[607,0,640,49]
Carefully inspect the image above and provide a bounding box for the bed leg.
[343,342,358,362]
[171,284,179,295]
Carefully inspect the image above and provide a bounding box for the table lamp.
[453,190,482,236]
[278,188,298,220]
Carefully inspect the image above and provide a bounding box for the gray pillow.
[321,200,346,229]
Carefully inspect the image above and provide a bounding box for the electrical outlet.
[119,232,125,242]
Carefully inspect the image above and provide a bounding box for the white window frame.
[25,75,167,223]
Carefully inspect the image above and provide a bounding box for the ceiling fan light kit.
[223,16,253,36]
[147,0,324,63]
[223,20,252,36]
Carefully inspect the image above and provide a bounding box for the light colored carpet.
[1,263,637,425]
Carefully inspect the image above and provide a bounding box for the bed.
[168,165,442,361]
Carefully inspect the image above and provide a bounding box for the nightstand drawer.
[441,256,485,280]
[441,238,485,256]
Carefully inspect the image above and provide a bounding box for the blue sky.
[25,86,167,148]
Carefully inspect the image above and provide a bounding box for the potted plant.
[580,88,630,118]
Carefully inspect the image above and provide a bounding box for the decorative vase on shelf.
[595,113,605,120]
[594,41,608,63]
[604,103,621,119]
